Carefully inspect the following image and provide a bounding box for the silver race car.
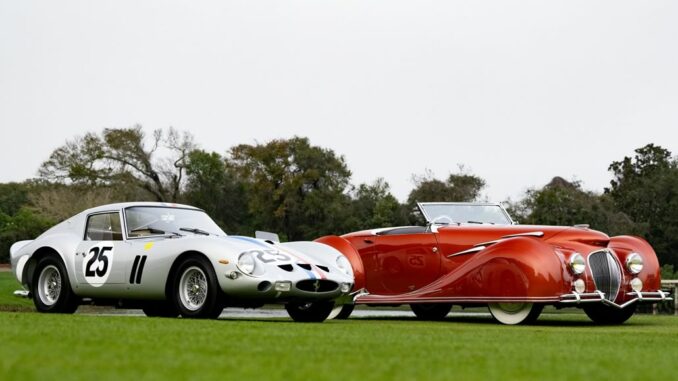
[9,202,354,322]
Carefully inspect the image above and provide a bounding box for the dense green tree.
[507,177,640,236]
[346,178,408,231]
[183,150,250,234]
[0,207,54,263]
[606,144,678,267]
[0,183,30,216]
[39,125,195,202]
[228,137,352,240]
[407,170,486,207]
[406,170,486,224]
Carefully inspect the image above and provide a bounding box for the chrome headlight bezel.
[569,253,586,275]
[625,253,644,274]
[336,255,353,277]
[237,252,257,276]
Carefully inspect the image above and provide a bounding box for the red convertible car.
[317,202,670,324]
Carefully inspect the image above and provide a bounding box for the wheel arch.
[23,246,67,290]
[314,235,365,290]
[164,250,213,300]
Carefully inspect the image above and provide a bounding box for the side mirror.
[255,231,280,243]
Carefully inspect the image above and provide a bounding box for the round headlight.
[336,256,353,277]
[630,277,643,292]
[569,253,586,275]
[626,253,644,274]
[238,252,256,275]
[573,279,586,293]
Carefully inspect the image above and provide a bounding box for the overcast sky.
[1,1,677,202]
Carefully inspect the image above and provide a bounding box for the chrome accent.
[559,290,671,308]
[625,252,644,274]
[574,224,590,229]
[501,231,544,238]
[474,239,503,247]
[587,250,622,302]
[13,290,30,298]
[447,246,486,258]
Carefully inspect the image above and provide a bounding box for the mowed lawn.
[1,273,677,381]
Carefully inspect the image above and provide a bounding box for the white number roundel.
[82,242,115,287]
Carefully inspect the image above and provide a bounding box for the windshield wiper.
[180,227,210,236]
[466,221,494,225]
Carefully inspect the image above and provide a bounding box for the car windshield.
[418,203,513,225]
[125,206,226,238]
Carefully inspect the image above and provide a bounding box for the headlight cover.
[626,253,644,274]
[237,252,257,275]
[569,253,586,275]
[336,255,353,277]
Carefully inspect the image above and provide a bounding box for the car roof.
[80,202,202,215]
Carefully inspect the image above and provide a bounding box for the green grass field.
[1,272,677,381]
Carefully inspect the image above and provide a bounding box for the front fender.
[315,235,366,291]
[608,235,661,291]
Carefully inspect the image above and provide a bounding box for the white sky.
[1,1,677,202]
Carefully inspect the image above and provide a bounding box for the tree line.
[1,126,677,278]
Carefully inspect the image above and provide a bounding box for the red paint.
[320,224,662,306]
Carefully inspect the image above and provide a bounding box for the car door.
[362,231,441,295]
[74,211,130,295]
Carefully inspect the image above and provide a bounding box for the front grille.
[296,280,338,293]
[588,250,622,302]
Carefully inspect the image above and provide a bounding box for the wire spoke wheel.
[38,265,62,306]
[179,266,208,311]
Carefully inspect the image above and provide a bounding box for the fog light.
[340,283,352,293]
[630,278,643,292]
[573,279,586,293]
[228,271,239,279]
[275,281,292,292]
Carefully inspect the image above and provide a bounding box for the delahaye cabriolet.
[317,202,671,324]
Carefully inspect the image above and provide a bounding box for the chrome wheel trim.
[488,302,532,325]
[179,266,208,311]
[38,265,62,306]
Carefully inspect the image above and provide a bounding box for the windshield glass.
[418,203,513,225]
[124,207,226,238]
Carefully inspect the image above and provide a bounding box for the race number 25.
[82,242,115,286]
[85,246,112,277]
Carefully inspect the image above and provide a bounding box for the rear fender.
[430,237,570,299]
[315,235,366,290]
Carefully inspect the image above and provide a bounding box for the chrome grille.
[588,250,621,302]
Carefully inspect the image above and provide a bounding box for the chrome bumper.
[559,290,672,309]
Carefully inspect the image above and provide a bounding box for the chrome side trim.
[473,240,503,247]
[501,231,544,238]
[447,246,486,258]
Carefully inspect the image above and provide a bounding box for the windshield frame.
[417,202,515,226]
[122,205,226,240]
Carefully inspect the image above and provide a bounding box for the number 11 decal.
[130,255,148,284]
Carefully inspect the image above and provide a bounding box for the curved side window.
[85,213,123,241]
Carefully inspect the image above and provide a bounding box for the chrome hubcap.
[38,265,61,306]
[179,266,208,311]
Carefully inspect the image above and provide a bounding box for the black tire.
[142,301,179,318]
[170,255,224,319]
[410,303,453,320]
[31,256,79,313]
[583,303,636,325]
[334,304,355,320]
[286,301,335,322]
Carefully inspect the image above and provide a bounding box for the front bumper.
[559,290,672,309]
